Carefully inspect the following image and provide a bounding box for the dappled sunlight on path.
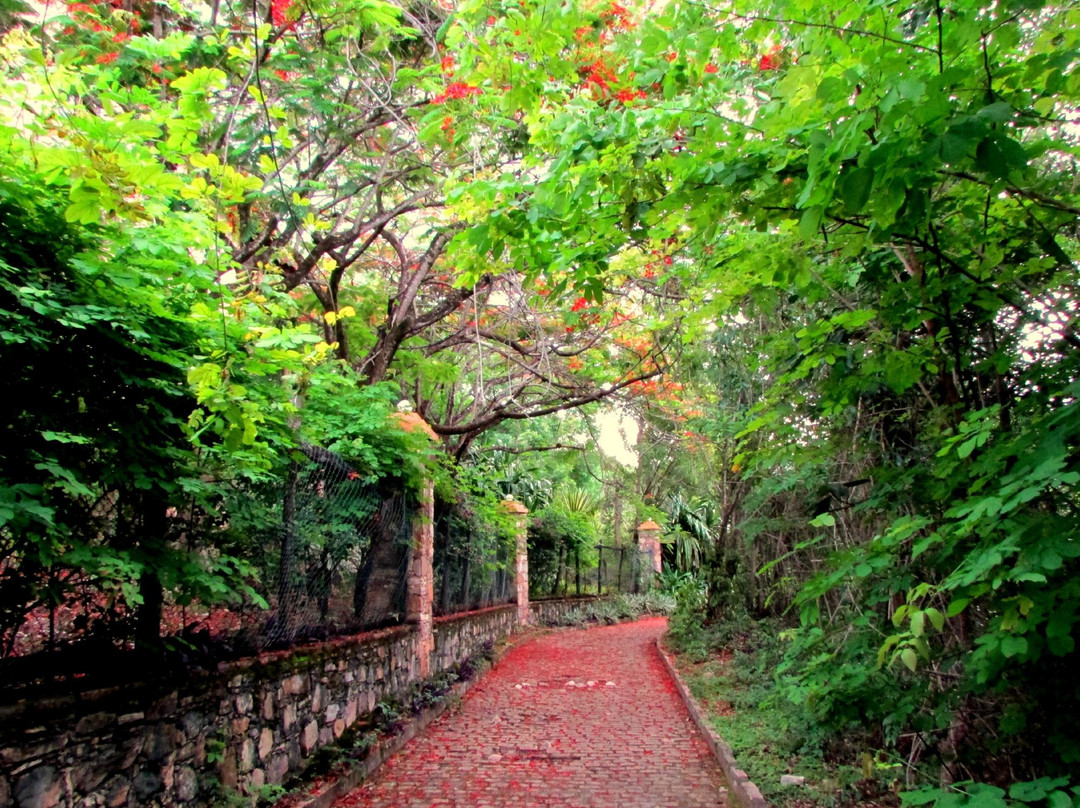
[334,617,726,808]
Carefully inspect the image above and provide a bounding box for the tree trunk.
[354,494,408,624]
[135,569,163,652]
[461,536,473,610]
[135,495,167,652]
[554,542,565,597]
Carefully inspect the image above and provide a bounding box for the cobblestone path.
[334,617,727,808]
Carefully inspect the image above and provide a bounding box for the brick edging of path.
[655,638,770,808]
[278,652,503,808]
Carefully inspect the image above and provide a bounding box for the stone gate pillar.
[637,519,663,584]
[502,498,530,625]
[394,410,438,677]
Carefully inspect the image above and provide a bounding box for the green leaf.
[40,430,91,444]
[924,608,945,631]
[966,785,1008,808]
[1046,792,1072,808]
[947,598,969,617]
[957,436,979,458]
[900,648,918,672]
[799,207,824,240]
[976,134,1028,179]
[910,610,926,638]
[839,167,874,213]
[976,102,1014,123]
[900,789,942,807]
[1000,635,1029,658]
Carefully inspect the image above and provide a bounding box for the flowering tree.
[435,0,1080,792]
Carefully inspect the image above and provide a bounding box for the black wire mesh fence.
[527,539,653,598]
[0,443,420,685]
[250,443,416,650]
[594,544,654,595]
[432,499,515,616]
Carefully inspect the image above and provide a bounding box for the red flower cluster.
[615,87,646,104]
[758,46,783,71]
[441,55,455,74]
[570,296,589,312]
[432,82,482,104]
[271,0,294,28]
[599,2,634,31]
[95,51,118,64]
[704,63,719,74]
[629,378,660,395]
[580,58,617,93]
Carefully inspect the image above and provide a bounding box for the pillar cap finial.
[502,497,529,515]
[392,410,438,441]
[637,519,662,531]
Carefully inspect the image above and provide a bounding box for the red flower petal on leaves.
[704,63,719,74]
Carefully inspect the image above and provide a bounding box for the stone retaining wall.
[529,596,600,625]
[431,605,516,675]
[0,606,527,808]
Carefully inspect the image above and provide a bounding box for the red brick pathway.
[334,617,727,808]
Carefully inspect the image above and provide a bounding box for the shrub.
[546,593,675,627]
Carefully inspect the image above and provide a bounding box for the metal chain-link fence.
[0,444,420,683]
[528,540,654,598]
[250,444,416,651]
[432,499,515,616]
